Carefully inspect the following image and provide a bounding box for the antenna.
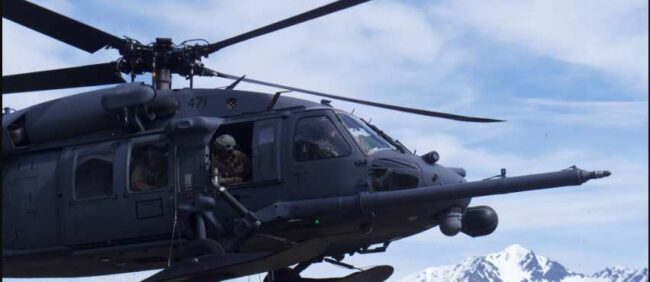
[266,90,292,111]
[225,75,246,90]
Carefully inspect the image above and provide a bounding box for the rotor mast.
[152,38,173,90]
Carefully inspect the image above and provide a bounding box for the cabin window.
[211,122,253,186]
[338,113,395,154]
[294,116,351,161]
[75,153,113,199]
[251,118,283,183]
[257,126,276,169]
[254,125,276,180]
[129,143,169,192]
[258,126,275,146]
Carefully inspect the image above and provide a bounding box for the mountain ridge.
[401,244,648,282]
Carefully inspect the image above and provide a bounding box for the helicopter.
[1,0,612,281]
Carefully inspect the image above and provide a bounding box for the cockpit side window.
[338,113,395,154]
[294,116,351,161]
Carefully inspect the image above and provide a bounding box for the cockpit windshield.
[338,113,396,154]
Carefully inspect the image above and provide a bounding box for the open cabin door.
[211,117,284,212]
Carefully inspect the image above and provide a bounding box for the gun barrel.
[255,167,610,223]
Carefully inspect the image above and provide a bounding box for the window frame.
[292,114,353,162]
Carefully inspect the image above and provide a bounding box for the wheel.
[182,238,225,259]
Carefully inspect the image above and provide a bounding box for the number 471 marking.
[188,96,207,108]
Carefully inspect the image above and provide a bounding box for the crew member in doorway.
[212,134,251,185]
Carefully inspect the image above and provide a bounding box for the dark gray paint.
[1,85,609,279]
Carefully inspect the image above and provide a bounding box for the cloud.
[3,0,482,114]
[484,191,647,231]
[90,0,478,109]
[1,20,108,110]
[406,184,647,241]
[1,1,646,280]
[400,132,644,176]
[514,98,648,129]
[398,130,647,236]
[432,0,649,92]
[2,0,125,110]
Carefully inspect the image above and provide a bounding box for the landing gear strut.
[176,172,261,261]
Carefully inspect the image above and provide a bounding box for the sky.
[2,0,648,281]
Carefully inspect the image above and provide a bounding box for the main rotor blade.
[204,0,370,54]
[2,62,126,94]
[209,70,504,123]
[3,0,126,53]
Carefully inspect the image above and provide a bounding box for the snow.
[400,244,648,282]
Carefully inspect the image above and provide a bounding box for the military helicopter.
[2,0,611,281]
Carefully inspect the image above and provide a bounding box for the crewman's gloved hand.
[211,167,220,188]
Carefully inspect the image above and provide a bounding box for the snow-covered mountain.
[401,244,648,282]
[590,267,649,282]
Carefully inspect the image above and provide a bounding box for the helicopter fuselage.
[2,85,471,277]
